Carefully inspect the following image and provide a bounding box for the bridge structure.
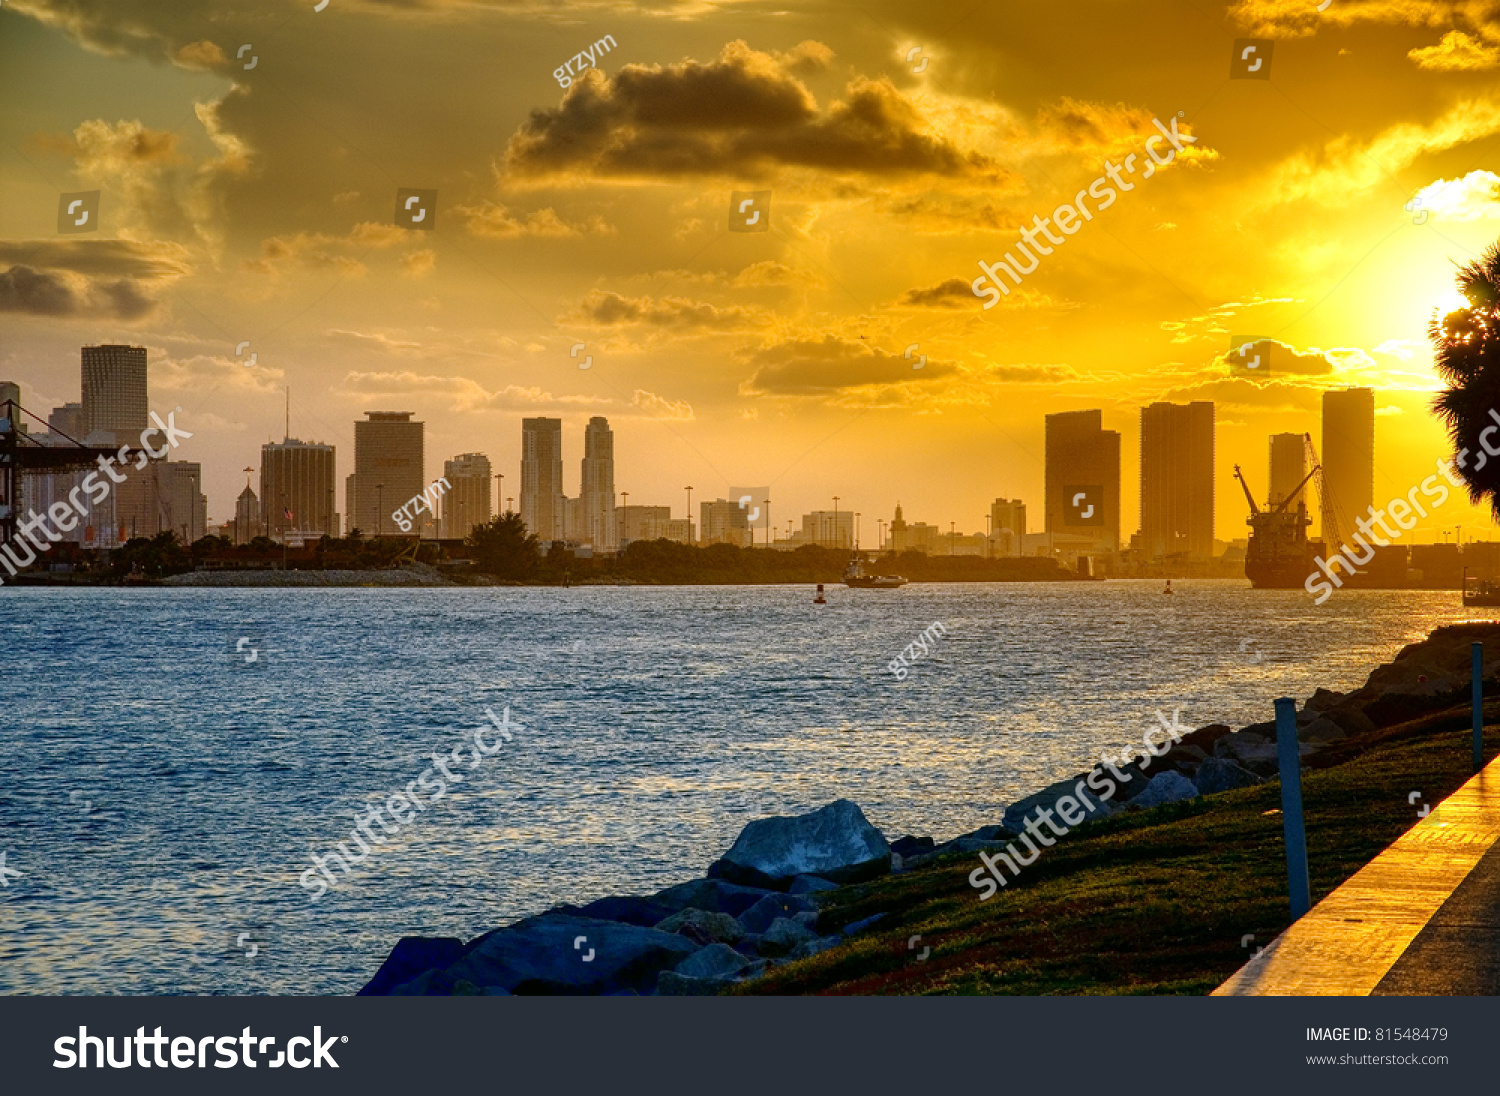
[0,398,153,556]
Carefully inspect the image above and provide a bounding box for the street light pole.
[950,520,956,555]
[620,490,628,547]
[832,496,840,550]
[765,498,771,548]
[685,485,693,546]
[855,512,861,551]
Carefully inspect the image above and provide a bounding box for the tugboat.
[842,555,907,589]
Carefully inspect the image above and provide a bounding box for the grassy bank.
[738,703,1499,995]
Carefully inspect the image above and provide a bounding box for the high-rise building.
[1322,388,1375,531]
[156,462,207,543]
[262,437,338,540]
[800,510,854,549]
[48,403,85,440]
[441,453,493,539]
[701,499,752,546]
[1268,432,1307,509]
[1045,409,1121,552]
[521,417,564,543]
[351,412,423,536]
[990,498,1027,555]
[0,381,18,420]
[580,416,616,550]
[81,344,148,440]
[1138,401,1215,559]
[619,504,672,544]
[234,482,261,544]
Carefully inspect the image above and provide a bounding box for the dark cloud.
[898,277,977,308]
[739,335,959,396]
[569,289,765,330]
[0,239,191,280]
[0,265,158,319]
[505,41,1008,185]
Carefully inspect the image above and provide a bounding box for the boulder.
[1179,723,1234,752]
[359,936,466,996]
[1303,688,1345,712]
[657,971,730,996]
[1125,770,1199,810]
[890,835,935,857]
[674,942,753,980]
[1003,774,1115,834]
[654,908,744,944]
[651,878,771,917]
[841,912,888,936]
[788,874,840,895]
[1193,757,1262,794]
[441,914,697,995]
[707,799,892,888]
[790,935,843,960]
[1213,731,1268,760]
[759,917,818,957]
[387,967,460,996]
[738,892,817,934]
[572,895,678,928]
[1298,716,1348,744]
[1320,706,1375,736]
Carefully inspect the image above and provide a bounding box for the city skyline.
[2,2,1495,550]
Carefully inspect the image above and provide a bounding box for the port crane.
[1232,434,1348,588]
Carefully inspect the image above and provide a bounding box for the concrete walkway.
[1215,754,1500,996]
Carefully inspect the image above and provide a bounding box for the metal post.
[1275,696,1311,919]
[1474,642,1484,774]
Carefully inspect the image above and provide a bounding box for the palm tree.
[1432,240,1500,517]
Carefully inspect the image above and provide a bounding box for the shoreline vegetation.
[7,519,1086,586]
[359,621,1500,996]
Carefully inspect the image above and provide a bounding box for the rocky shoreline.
[358,621,1500,996]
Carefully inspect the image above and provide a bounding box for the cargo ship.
[1233,434,1332,590]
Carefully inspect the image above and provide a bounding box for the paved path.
[1215,757,1500,996]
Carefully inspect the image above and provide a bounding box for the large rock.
[657,971,729,996]
[1125,770,1199,810]
[1298,716,1348,744]
[788,874,840,895]
[890,835,935,857]
[1002,773,1116,834]
[759,917,818,957]
[569,895,677,927]
[1319,706,1376,737]
[441,914,697,995]
[651,878,772,917]
[1193,757,1262,794]
[738,892,818,934]
[654,908,743,944]
[707,799,892,888]
[359,936,465,996]
[675,942,753,980]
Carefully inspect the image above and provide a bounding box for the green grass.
[736,706,1498,995]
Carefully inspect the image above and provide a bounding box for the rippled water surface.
[0,580,1470,994]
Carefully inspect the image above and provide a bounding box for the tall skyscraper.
[81,344,148,440]
[580,416,616,550]
[1138,401,1214,559]
[1268,432,1307,509]
[1322,388,1375,530]
[351,411,423,536]
[235,481,261,544]
[1044,409,1121,551]
[521,417,563,543]
[990,498,1027,555]
[156,462,207,543]
[262,437,338,540]
[441,453,492,539]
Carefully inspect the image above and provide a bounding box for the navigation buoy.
[814,583,827,605]
[1164,580,1173,595]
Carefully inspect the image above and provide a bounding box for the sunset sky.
[3,0,1500,542]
